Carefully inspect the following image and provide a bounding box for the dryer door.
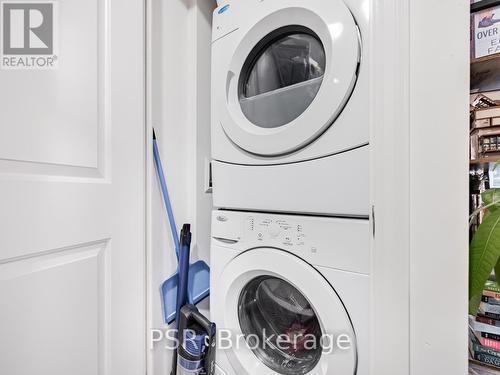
[217,0,360,156]
[215,247,356,375]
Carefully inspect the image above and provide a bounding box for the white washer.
[210,210,371,375]
[211,0,370,217]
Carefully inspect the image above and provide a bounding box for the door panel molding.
[0,240,111,375]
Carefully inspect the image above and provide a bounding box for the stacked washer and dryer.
[209,1,371,374]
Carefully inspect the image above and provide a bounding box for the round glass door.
[239,27,326,129]
[216,2,361,156]
[213,247,357,375]
[238,276,323,375]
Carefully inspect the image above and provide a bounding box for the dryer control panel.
[212,210,370,275]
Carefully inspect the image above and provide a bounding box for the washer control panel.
[212,210,370,274]
[245,216,307,247]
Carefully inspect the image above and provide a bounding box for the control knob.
[268,223,281,238]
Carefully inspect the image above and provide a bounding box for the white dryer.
[211,0,370,217]
[210,210,371,375]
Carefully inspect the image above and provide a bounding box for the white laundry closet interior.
[146,1,469,375]
[147,0,216,373]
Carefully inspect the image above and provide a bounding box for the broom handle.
[153,131,180,259]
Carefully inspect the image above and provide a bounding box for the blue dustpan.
[161,262,210,324]
[153,132,210,324]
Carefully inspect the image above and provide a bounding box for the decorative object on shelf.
[471,92,499,125]
[472,93,498,109]
[470,92,500,161]
[472,3,500,59]
[471,129,500,160]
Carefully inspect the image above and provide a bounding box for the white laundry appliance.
[211,0,370,217]
[210,210,371,375]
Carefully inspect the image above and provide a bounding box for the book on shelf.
[477,316,500,328]
[469,282,500,373]
[470,315,500,336]
[484,290,500,299]
[478,290,500,319]
[485,281,500,294]
[471,337,500,359]
[482,295,500,306]
[483,290,500,299]
[480,311,500,321]
[481,302,500,315]
[483,332,500,342]
[473,353,500,368]
[472,328,500,350]
[470,328,500,370]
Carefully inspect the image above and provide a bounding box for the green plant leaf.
[469,210,500,315]
[496,257,500,281]
[482,189,500,213]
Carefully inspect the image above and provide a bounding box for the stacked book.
[470,281,500,371]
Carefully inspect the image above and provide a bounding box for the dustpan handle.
[153,131,180,259]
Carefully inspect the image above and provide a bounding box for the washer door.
[218,0,360,156]
[217,248,356,375]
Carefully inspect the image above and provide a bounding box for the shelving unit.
[472,53,500,65]
[470,2,500,374]
[471,0,500,13]
[471,124,500,132]
[472,54,500,86]
[471,158,499,166]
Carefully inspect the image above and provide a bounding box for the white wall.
[371,0,469,374]
[146,0,216,374]
[193,0,217,262]
[409,1,469,374]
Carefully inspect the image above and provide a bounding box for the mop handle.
[153,132,180,259]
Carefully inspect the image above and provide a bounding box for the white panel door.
[0,0,145,374]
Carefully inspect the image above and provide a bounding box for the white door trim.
[370,0,411,373]
[371,1,469,374]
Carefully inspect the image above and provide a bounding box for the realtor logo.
[1,1,58,69]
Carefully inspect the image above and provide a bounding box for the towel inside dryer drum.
[238,276,323,375]
[239,31,326,129]
[243,33,325,98]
